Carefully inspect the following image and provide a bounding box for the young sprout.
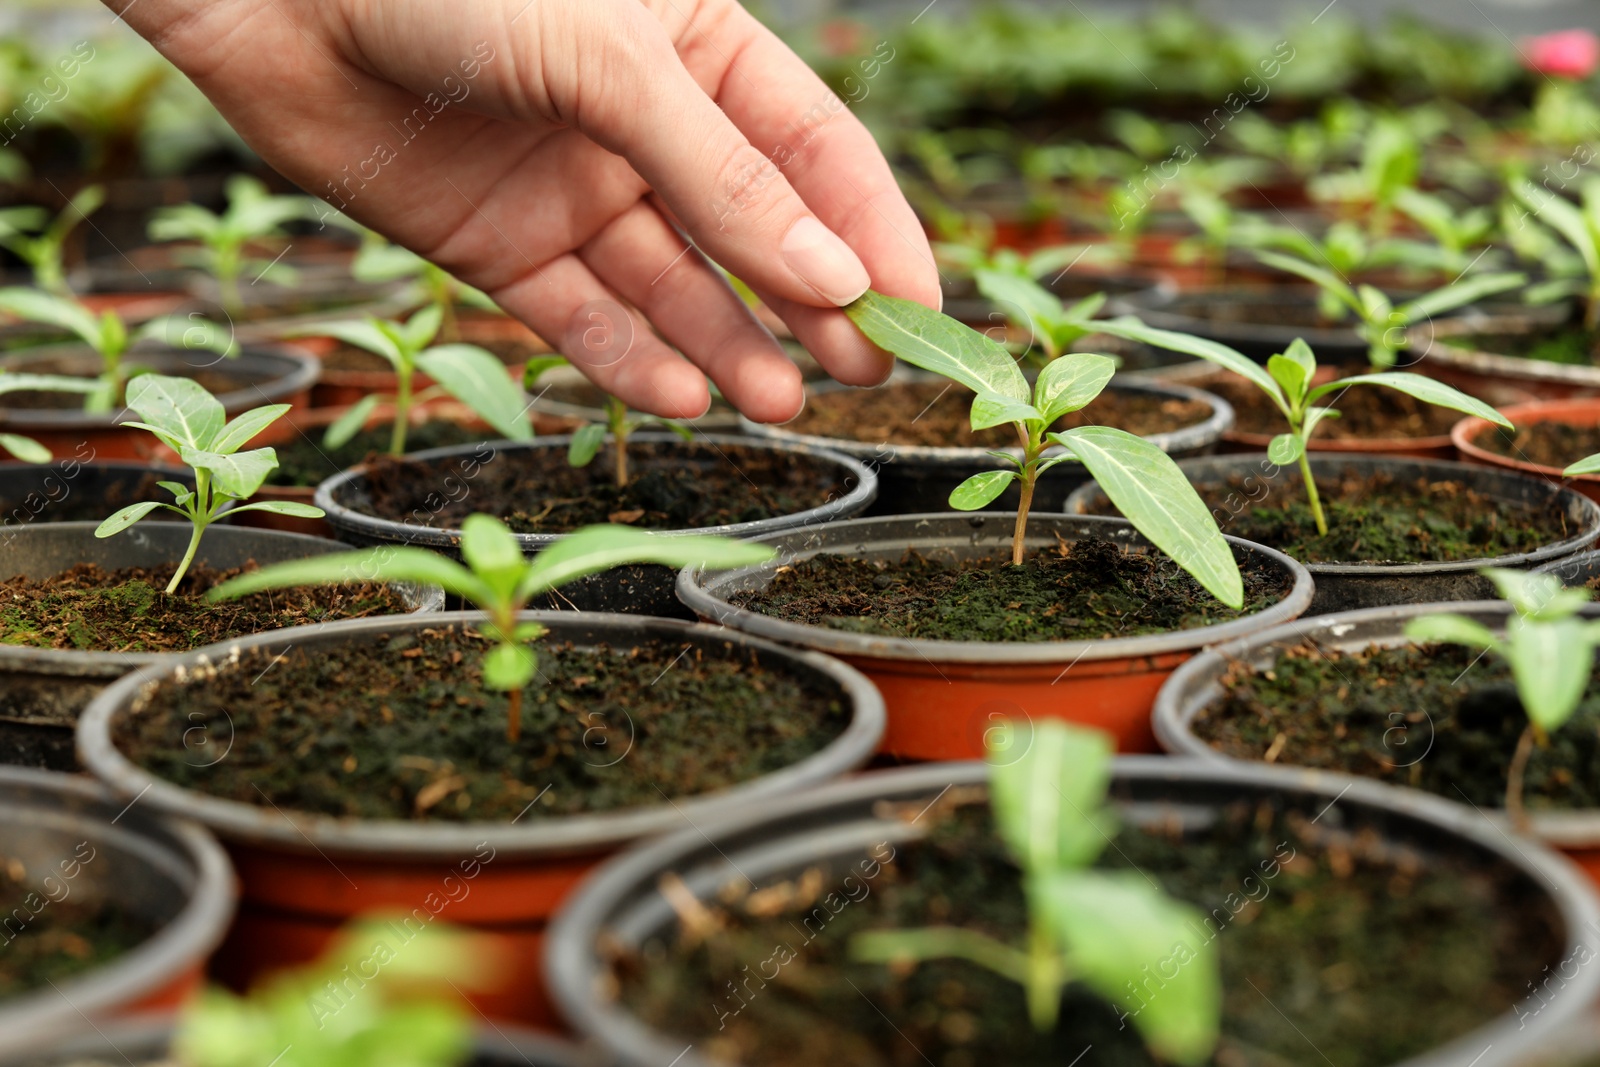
[0,185,104,296]
[296,304,533,456]
[1089,320,1513,537]
[852,721,1220,1064]
[523,357,693,488]
[209,517,775,743]
[349,232,499,343]
[1405,569,1599,829]
[95,375,324,593]
[148,175,314,315]
[1393,188,1500,275]
[1508,177,1600,330]
[0,370,101,461]
[1306,115,1421,237]
[845,291,1243,607]
[972,269,1105,368]
[0,287,236,412]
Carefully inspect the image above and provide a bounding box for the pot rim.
[1065,452,1600,576]
[0,766,236,1057]
[1151,599,1600,847]
[76,610,886,860]
[1409,315,1600,388]
[543,756,1600,1067]
[1452,397,1600,484]
[0,343,320,431]
[675,511,1314,665]
[735,372,1236,463]
[0,522,444,674]
[312,432,878,550]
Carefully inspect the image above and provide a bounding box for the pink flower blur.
[1523,30,1600,79]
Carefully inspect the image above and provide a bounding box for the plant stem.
[1010,427,1043,566]
[1297,447,1328,537]
[1506,722,1540,833]
[166,472,209,595]
[390,360,413,455]
[1024,918,1064,1031]
[608,398,631,489]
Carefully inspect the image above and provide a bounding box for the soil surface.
[1085,468,1565,563]
[0,877,155,999]
[267,419,489,487]
[619,794,1558,1066]
[1447,326,1600,367]
[0,562,411,654]
[1197,369,1463,441]
[731,538,1289,642]
[1472,419,1600,470]
[785,380,1211,450]
[116,624,849,821]
[0,363,259,411]
[1196,642,1600,811]
[359,440,850,534]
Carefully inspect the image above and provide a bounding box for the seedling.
[1405,569,1600,829]
[1393,188,1500,276]
[95,375,324,593]
[148,175,314,315]
[852,721,1220,1064]
[0,185,104,295]
[0,287,235,412]
[209,517,775,743]
[0,370,100,461]
[972,269,1105,367]
[349,232,499,342]
[523,357,692,488]
[296,304,533,456]
[1307,114,1421,237]
[1089,320,1512,537]
[845,290,1243,607]
[1508,177,1600,329]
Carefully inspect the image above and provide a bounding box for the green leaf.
[1394,272,1526,325]
[0,433,49,463]
[845,290,1029,402]
[156,480,193,508]
[948,470,1017,510]
[1052,427,1243,608]
[990,720,1116,872]
[181,445,278,500]
[1483,567,1591,621]
[1036,872,1220,1066]
[567,423,606,467]
[523,356,570,390]
[289,319,403,366]
[1566,453,1600,478]
[969,392,1042,432]
[99,309,127,359]
[134,315,238,359]
[95,500,165,537]
[0,287,103,350]
[1088,317,1283,406]
[1280,338,1316,378]
[1251,251,1362,316]
[327,394,385,450]
[414,344,532,441]
[0,372,100,398]
[226,500,326,518]
[1034,353,1116,424]
[1512,180,1600,280]
[664,420,695,442]
[210,404,290,455]
[207,546,487,604]
[1404,614,1501,650]
[459,513,527,604]
[124,374,226,450]
[481,642,538,691]
[1266,354,1308,404]
[1506,616,1594,734]
[516,524,775,602]
[1267,433,1303,464]
[1309,372,1511,430]
[405,303,445,351]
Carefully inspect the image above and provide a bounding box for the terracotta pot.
[1453,398,1600,504]
[675,512,1313,759]
[0,767,235,1060]
[76,611,886,1030]
[1411,314,1600,401]
[1153,601,1600,893]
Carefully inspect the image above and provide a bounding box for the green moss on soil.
[1447,328,1600,367]
[0,860,156,999]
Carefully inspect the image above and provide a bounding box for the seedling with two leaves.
[210,516,774,743]
[523,357,693,488]
[148,175,315,315]
[294,304,533,456]
[0,185,104,296]
[1088,319,1513,537]
[94,375,324,593]
[349,232,500,343]
[852,721,1220,1065]
[1507,177,1600,330]
[844,290,1243,608]
[0,287,236,413]
[1406,569,1600,830]
[972,268,1105,369]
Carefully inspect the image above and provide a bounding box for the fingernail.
[782,217,871,306]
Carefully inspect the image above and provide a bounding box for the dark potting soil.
[266,419,489,487]
[0,472,181,524]
[618,796,1557,1067]
[0,878,155,1000]
[0,363,260,411]
[114,624,848,821]
[1196,642,1600,812]
[0,562,411,654]
[1197,370,1463,441]
[1472,420,1600,470]
[1446,327,1600,367]
[359,441,848,534]
[730,538,1289,642]
[1162,294,1345,331]
[786,380,1211,450]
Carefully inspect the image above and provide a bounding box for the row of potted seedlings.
[7,231,1600,1066]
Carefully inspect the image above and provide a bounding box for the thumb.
[557,0,872,308]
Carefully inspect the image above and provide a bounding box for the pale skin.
[101,0,941,423]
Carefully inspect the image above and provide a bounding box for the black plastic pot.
[0,523,443,772]
[1066,453,1600,615]
[676,511,1312,758]
[1534,549,1600,587]
[0,1014,582,1066]
[314,433,878,620]
[739,375,1233,517]
[0,767,235,1061]
[0,460,197,529]
[544,758,1600,1067]
[76,610,884,1026]
[1151,601,1600,873]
